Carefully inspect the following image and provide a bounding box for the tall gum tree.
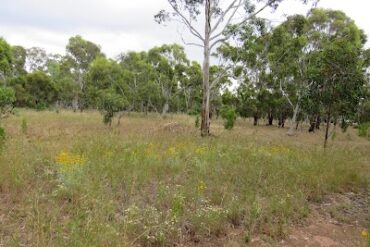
[155,0,315,136]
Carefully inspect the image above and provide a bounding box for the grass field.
[0,110,369,246]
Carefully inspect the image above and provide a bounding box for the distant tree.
[9,71,57,108]
[11,45,27,76]
[0,86,15,117]
[269,14,311,135]
[26,47,48,72]
[156,0,315,136]
[0,38,13,82]
[86,56,128,124]
[148,44,189,115]
[66,35,103,109]
[306,9,368,147]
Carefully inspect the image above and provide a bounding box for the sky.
[1,0,369,62]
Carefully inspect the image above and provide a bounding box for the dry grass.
[0,109,369,246]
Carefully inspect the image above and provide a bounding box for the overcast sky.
[1,0,369,62]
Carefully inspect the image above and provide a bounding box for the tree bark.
[268,111,273,126]
[200,0,211,137]
[324,111,331,148]
[315,114,321,129]
[253,114,258,126]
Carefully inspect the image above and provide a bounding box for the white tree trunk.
[287,103,299,136]
[201,0,211,136]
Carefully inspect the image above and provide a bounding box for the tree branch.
[168,0,204,41]
[210,0,276,42]
[210,0,242,34]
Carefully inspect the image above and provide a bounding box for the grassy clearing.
[0,110,369,246]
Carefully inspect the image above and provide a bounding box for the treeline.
[0,8,369,141]
[219,8,370,143]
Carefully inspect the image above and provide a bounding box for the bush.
[0,127,5,150]
[358,122,370,139]
[359,101,370,123]
[220,106,237,130]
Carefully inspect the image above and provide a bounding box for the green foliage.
[359,100,370,123]
[220,106,237,130]
[11,45,27,76]
[0,37,13,80]
[97,89,128,125]
[0,127,5,143]
[0,86,15,115]
[358,122,370,139]
[8,71,57,108]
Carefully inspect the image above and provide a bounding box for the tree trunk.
[253,114,258,126]
[295,120,300,130]
[200,0,211,137]
[287,103,299,136]
[162,102,169,116]
[324,111,331,148]
[315,114,321,129]
[268,111,273,126]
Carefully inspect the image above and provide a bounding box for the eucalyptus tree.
[26,47,48,72]
[180,61,203,113]
[86,56,128,125]
[155,0,315,136]
[220,18,275,124]
[306,9,368,147]
[118,51,160,112]
[66,35,103,109]
[269,14,312,135]
[148,44,189,115]
[11,45,27,76]
[0,38,12,83]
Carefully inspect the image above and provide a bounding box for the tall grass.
[0,110,369,246]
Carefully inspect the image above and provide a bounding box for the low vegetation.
[0,110,368,246]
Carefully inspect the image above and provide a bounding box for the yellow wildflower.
[197,181,206,193]
[361,230,368,238]
[167,147,177,156]
[55,150,86,173]
[195,146,207,155]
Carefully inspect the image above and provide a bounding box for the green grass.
[0,110,369,246]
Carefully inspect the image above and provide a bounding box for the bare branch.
[210,0,276,42]
[176,27,204,48]
[168,0,204,41]
[210,0,242,34]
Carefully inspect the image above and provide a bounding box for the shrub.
[358,122,370,139]
[220,106,237,130]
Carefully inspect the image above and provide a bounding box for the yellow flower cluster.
[269,145,291,154]
[167,147,177,156]
[195,146,207,155]
[197,181,207,193]
[55,150,86,173]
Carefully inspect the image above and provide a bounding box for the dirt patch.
[253,191,369,247]
[185,192,369,247]
[159,122,189,133]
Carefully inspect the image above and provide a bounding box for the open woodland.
[0,0,370,246]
